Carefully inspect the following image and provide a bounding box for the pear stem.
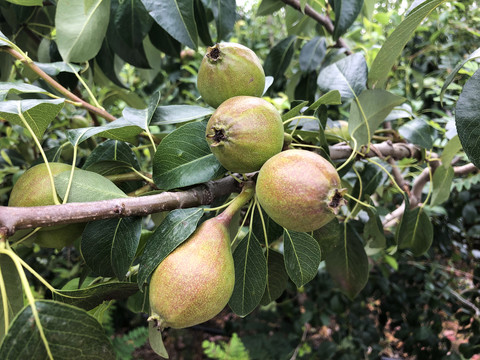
[217,181,255,224]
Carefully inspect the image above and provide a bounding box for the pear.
[148,182,255,330]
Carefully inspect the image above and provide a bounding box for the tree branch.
[280,0,352,54]
[2,47,117,122]
[0,176,241,235]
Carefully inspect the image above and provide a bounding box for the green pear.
[148,182,255,330]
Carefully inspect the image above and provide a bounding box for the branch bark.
[280,0,352,54]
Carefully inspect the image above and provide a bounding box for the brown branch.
[329,140,422,161]
[0,176,241,236]
[280,0,352,54]
[2,47,117,122]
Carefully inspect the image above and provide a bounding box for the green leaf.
[151,105,213,125]
[81,217,142,279]
[122,91,161,131]
[148,22,181,57]
[441,135,461,166]
[54,169,128,202]
[431,165,454,206]
[152,120,225,190]
[260,250,288,306]
[137,208,204,288]
[210,0,236,42]
[363,205,386,249]
[0,31,10,47]
[313,219,343,260]
[368,0,448,88]
[0,300,115,359]
[251,207,284,245]
[0,255,23,343]
[440,47,480,104]
[351,163,387,203]
[299,37,327,73]
[256,0,284,16]
[283,230,321,288]
[111,0,153,49]
[332,0,364,40]
[141,0,198,50]
[282,100,309,121]
[6,0,42,4]
[396,207,433,256]
[148,321,169,358]
[306,90,342,111]
[317,53,367,100]
[398,117,433,149]
[0,99,64,139]
[324,224,369,300]
[66,117,144,145]
[455,68,480,169]
[54,280,139,310]
[34,61,83,76]
[82,140,140,173]
[264,36,297,81]
[349,89,405,146]
[228,233,267,317]
[0,82,49,101]
[194,0,214,46]
[56,0,111,62]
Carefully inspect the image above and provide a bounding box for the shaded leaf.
[306,90,342,111]
[54,281,139,310]
[152,120,225,190]
[332,0,364,40]
[455,68,480,168]
[431,165,454,206]
[210,0,236,42]
[251,206,284,245]
[111,0,153,49]
[142,0,198,50]
[299,37,327,73]
[257,0,284,16]
[56,0,111,62]
[151,104,213,125]
[34,61,82,76]
[149,321,169,358]
[283,230,321,288]
[0,255,23,342]
[398,117,433,149]
[441,135,462,166]
[82,140,140,173]
[260,250,288,306]
[148,22,181,57]
[317,53,367,100]
[194,0,214,46]
[0,82,49,101]
[229,233,267,316]
[364,205,386,249]
[325,223,369,299]
[0,300,115,359]
[264,36,296,81]
[81,217,142,279]
[397,206,433,256]
[137,208,204,288]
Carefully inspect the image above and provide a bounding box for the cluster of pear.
[148,43,346,332]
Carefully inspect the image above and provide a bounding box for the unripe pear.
[8,162,84,248]
[206,96,284,173]
[256,150,346,232]
[325,120,351,142]
[197,42,265,108]
[148,182,255,330]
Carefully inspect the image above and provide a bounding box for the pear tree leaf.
[0,30,10,46]
[0,255,23,343]
[148,22,182,57]
[313,219,343,260]
[54,169,128,203]
[81,217,142,279]
[440,47,480,104]
[431,165,454,206]
[210,0,236,42]
[195,0,214,47]
[283,230,321,288]
[441,135,462,166]
[53,280,139,310]
[299,37,327,73]
[396,206,433,256]
[398,117,434,149]
[34,61,83,76]
[325,223,369,300]
[251,207,284,245]
[0,83,50,101]
[455,68,480,169]
[332,0,364,40]
[256,0,284,16]
[111,0,153,49]
[56,0,111,62]
[306,90,342,111]
[317,53,367,100]
[351,163,387,203]
[260,249,288,306]
[152,120,226,190]
[0,300,115,359]
[368,0,449,88]
[0,99,64,139]
[282,101,309,121]
[5,0,42,5]
[149,321,169,358]
[349,89,405,147]
[137,208,205,288]
[141,0,198,50]
[264,36,297,81]
[82,140,140,173]
[229,233,267,317]
[151,105,213,125]
[122,91,161,131]
[66,117,144,146]
[363,204,386,249]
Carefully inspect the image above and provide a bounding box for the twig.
[1,47,116,122]
[280,0,352,54]
[0,176,242,235]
